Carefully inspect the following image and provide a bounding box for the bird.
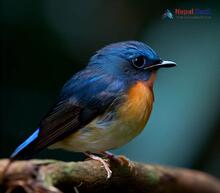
[10,41,176,178]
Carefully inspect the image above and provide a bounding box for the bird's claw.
[101,151,136,174]
[85,153,112,179]
[115,155,135,172]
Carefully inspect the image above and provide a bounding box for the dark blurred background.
[1,0,220,178]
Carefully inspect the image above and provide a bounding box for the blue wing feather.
[10,128,40,158]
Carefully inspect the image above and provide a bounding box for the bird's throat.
[146,72,157,90]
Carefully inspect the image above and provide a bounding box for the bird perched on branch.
[10,41,176,178]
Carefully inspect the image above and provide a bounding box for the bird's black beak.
[144,60,176,70]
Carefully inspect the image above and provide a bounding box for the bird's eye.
[132,56,146,69]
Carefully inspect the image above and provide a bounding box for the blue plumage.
[10,41,176,159]
[10,128,40,158]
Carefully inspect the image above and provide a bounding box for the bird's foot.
[84,152,112,179]
[101,151,135,173]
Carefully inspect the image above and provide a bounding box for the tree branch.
[0,158,220,193]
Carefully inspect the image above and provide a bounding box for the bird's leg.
[84,152,112,179]
[101,151,135,172]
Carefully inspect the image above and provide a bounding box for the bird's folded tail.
[10,128,41,159]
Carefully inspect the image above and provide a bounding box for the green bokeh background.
[1,0,220,178]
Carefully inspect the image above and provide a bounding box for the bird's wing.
[18,70,124,157]
[37,85,119,149]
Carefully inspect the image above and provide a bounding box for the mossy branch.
[0,158,220,193]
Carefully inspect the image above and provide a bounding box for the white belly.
[50,119,144,152]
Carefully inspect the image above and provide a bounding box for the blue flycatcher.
[11,41,176,178]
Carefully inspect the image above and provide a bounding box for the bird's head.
[88,41,176,86]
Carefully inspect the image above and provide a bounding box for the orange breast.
[118,79,154,132]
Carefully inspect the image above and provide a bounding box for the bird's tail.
[10,128,41,159]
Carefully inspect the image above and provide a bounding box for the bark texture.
[0,159,220,193]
